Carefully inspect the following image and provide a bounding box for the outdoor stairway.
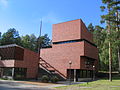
[39,57,66,80]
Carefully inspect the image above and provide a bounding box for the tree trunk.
[107,6,112,82]
[118,48,120,73]
[116,9,120,73]
[107,19,112,82]
[109,42,112,81]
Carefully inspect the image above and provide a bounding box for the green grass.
[56,78,120,90]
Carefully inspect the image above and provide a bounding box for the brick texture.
[41,19,98,77]
[52,19,81,42]
[0,47,39,79]
[0,60,15,67]
[15,48,39,79]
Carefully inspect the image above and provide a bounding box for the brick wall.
[0,60,15,67]
[52,19,93,43]
[41,19,98,77]
[84,41,98,59]
[41,42,85,77]
[52,19,81,42]
[15,48,39,79]
[81,20,93,43]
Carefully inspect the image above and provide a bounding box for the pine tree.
[100,0,120,81]
[88,23,94,32]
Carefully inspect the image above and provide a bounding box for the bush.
[51,76,59,83]
[41,75,49,83]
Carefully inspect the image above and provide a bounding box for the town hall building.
[0,19,98,81]
[40,19,98,81]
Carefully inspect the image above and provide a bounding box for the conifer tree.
[100,0,120,81]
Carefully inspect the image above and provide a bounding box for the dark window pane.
[14,68,27,79]
[3,68,12,76]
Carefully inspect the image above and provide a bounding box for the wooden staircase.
[39,57,66,80]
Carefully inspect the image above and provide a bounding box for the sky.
[0,0,105,39]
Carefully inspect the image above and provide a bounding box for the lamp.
[93,65,95,80]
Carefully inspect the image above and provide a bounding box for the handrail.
[39,57,66,79]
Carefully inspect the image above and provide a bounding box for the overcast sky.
[0,0,105,39]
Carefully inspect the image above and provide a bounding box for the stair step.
[49,70,55,72]
[39,57,66,80]
[41,65,53,68]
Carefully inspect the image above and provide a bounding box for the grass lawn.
[56,78,120,90]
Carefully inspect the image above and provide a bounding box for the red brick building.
[0,44,39,79]
[0,19,98,81]
[40,19,98,80]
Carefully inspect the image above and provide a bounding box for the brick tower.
[40,19,98,81]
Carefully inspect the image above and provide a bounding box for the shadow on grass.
[97,71,120,80]
[100,76,120,80]
[112,76,120,80]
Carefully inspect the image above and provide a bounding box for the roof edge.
[0,44,24,49]
[53,19,82,25]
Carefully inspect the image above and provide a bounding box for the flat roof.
[0,44,24,49]
[53,19,82,25]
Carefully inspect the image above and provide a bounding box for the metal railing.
[39,57,66,79]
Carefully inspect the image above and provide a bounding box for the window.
[53,39,82,44]
[85,59,94,66]
[79,70,93,78]
[14,68,27,79]
[53,39,97,47]
[3,68,12,76]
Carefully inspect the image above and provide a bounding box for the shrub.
[41,75,49,83]
[51,76,59,83]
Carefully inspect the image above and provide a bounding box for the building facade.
[0,44,39,79]
[0,19,98,81]
[40,19,98,80]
